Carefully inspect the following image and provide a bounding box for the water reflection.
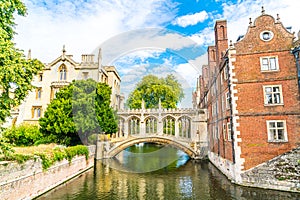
[108,143,190,173]
[37,144,300,200]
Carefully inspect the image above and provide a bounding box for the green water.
[37,143,300,200]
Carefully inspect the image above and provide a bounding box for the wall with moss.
[241,146,300,193]
[0,145,95,200]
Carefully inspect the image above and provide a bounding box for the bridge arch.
[107,136,198,159]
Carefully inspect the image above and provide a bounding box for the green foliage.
[0,137,14,159]
[35,153,53,170]
[2,124,42,146]
[65,145,89,162]
[39,84,78,146]
[72,79,100,143]
[0,0,27,40]
[39,79,118,144]
[36,145,89,170]
[95,83,118,134]
[0,1,44,125]
[126,74,184,109]
[3,153,33,164]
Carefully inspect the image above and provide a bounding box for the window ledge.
[264,103,284,107]
[261,70,280,73]
[268,140,288,143]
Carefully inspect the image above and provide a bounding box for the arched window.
[220,25,225,39]
[59,65,67,81]
[163,116,175,135]
[128,116,140,135]
[145,117,157,134]
[178,116,191,138]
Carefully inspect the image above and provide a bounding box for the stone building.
[8,46,124,126]
[198,8,300,188]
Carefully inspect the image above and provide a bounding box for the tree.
[39,83,78,145]
[95,83,118,135]
[0,0,27,40]
[72,79,101,143]
[126,74,184,109]
[39,79,118,145]
[0,1,43,125]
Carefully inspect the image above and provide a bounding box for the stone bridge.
[96,103,208,160]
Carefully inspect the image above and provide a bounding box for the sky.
[13,0,300,107]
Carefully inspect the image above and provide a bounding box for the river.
[37,143,300,200]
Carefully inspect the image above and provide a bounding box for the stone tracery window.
[178,116,191,138]
[163,116,175,135]
[59,65,67,81]
[129,116,140,135]
[145,116,157,134]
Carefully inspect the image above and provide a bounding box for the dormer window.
[59,65,67,81]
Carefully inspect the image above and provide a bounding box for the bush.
[0,137,15,159]
[2,124,43,146]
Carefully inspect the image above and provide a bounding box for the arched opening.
[178,116,191,138]
[163,116,175,136]
[108,136,197,159]
[128,116,140,135]
[145,116,157,134]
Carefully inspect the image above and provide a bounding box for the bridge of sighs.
[96,103,208,160]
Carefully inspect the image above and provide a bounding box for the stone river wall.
[0,145,95,200]
[241,146,300,193]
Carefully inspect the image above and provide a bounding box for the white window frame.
[266,120,288,142]
[260,56,279,72]
[227,122,232,141]
[225,92,230,110]
[223,123,226,141]
[263,85,284,106]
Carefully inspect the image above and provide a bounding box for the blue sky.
[14,0,300,107]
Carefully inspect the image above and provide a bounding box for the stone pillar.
[124,120,129,137]
[96,139,104,159]
[140,121,146,136]
[175,119,179,138]
[158,120,163,135]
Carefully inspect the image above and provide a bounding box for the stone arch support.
[106,136,199,159]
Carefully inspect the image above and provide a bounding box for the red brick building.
[199,9,300,183]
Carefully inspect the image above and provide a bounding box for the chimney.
[214,20,228,66]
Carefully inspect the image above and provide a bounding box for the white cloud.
[186,0,300,58]
[13,0,178,63]
[221,0,300,44]
[172,11,208,27]
[94,29,198,65]
[189,27,215,46]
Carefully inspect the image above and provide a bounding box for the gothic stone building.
[199,9,300,184]
[9,47,123,126]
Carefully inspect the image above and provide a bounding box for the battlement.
[118,108,204,115]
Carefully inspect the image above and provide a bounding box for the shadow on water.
[36,143,300,200]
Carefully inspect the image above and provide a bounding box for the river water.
[37,143,300,200]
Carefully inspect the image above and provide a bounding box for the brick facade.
[200,9,300,185]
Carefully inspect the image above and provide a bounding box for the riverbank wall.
[209,146,300,193]
[0,145,96,200]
